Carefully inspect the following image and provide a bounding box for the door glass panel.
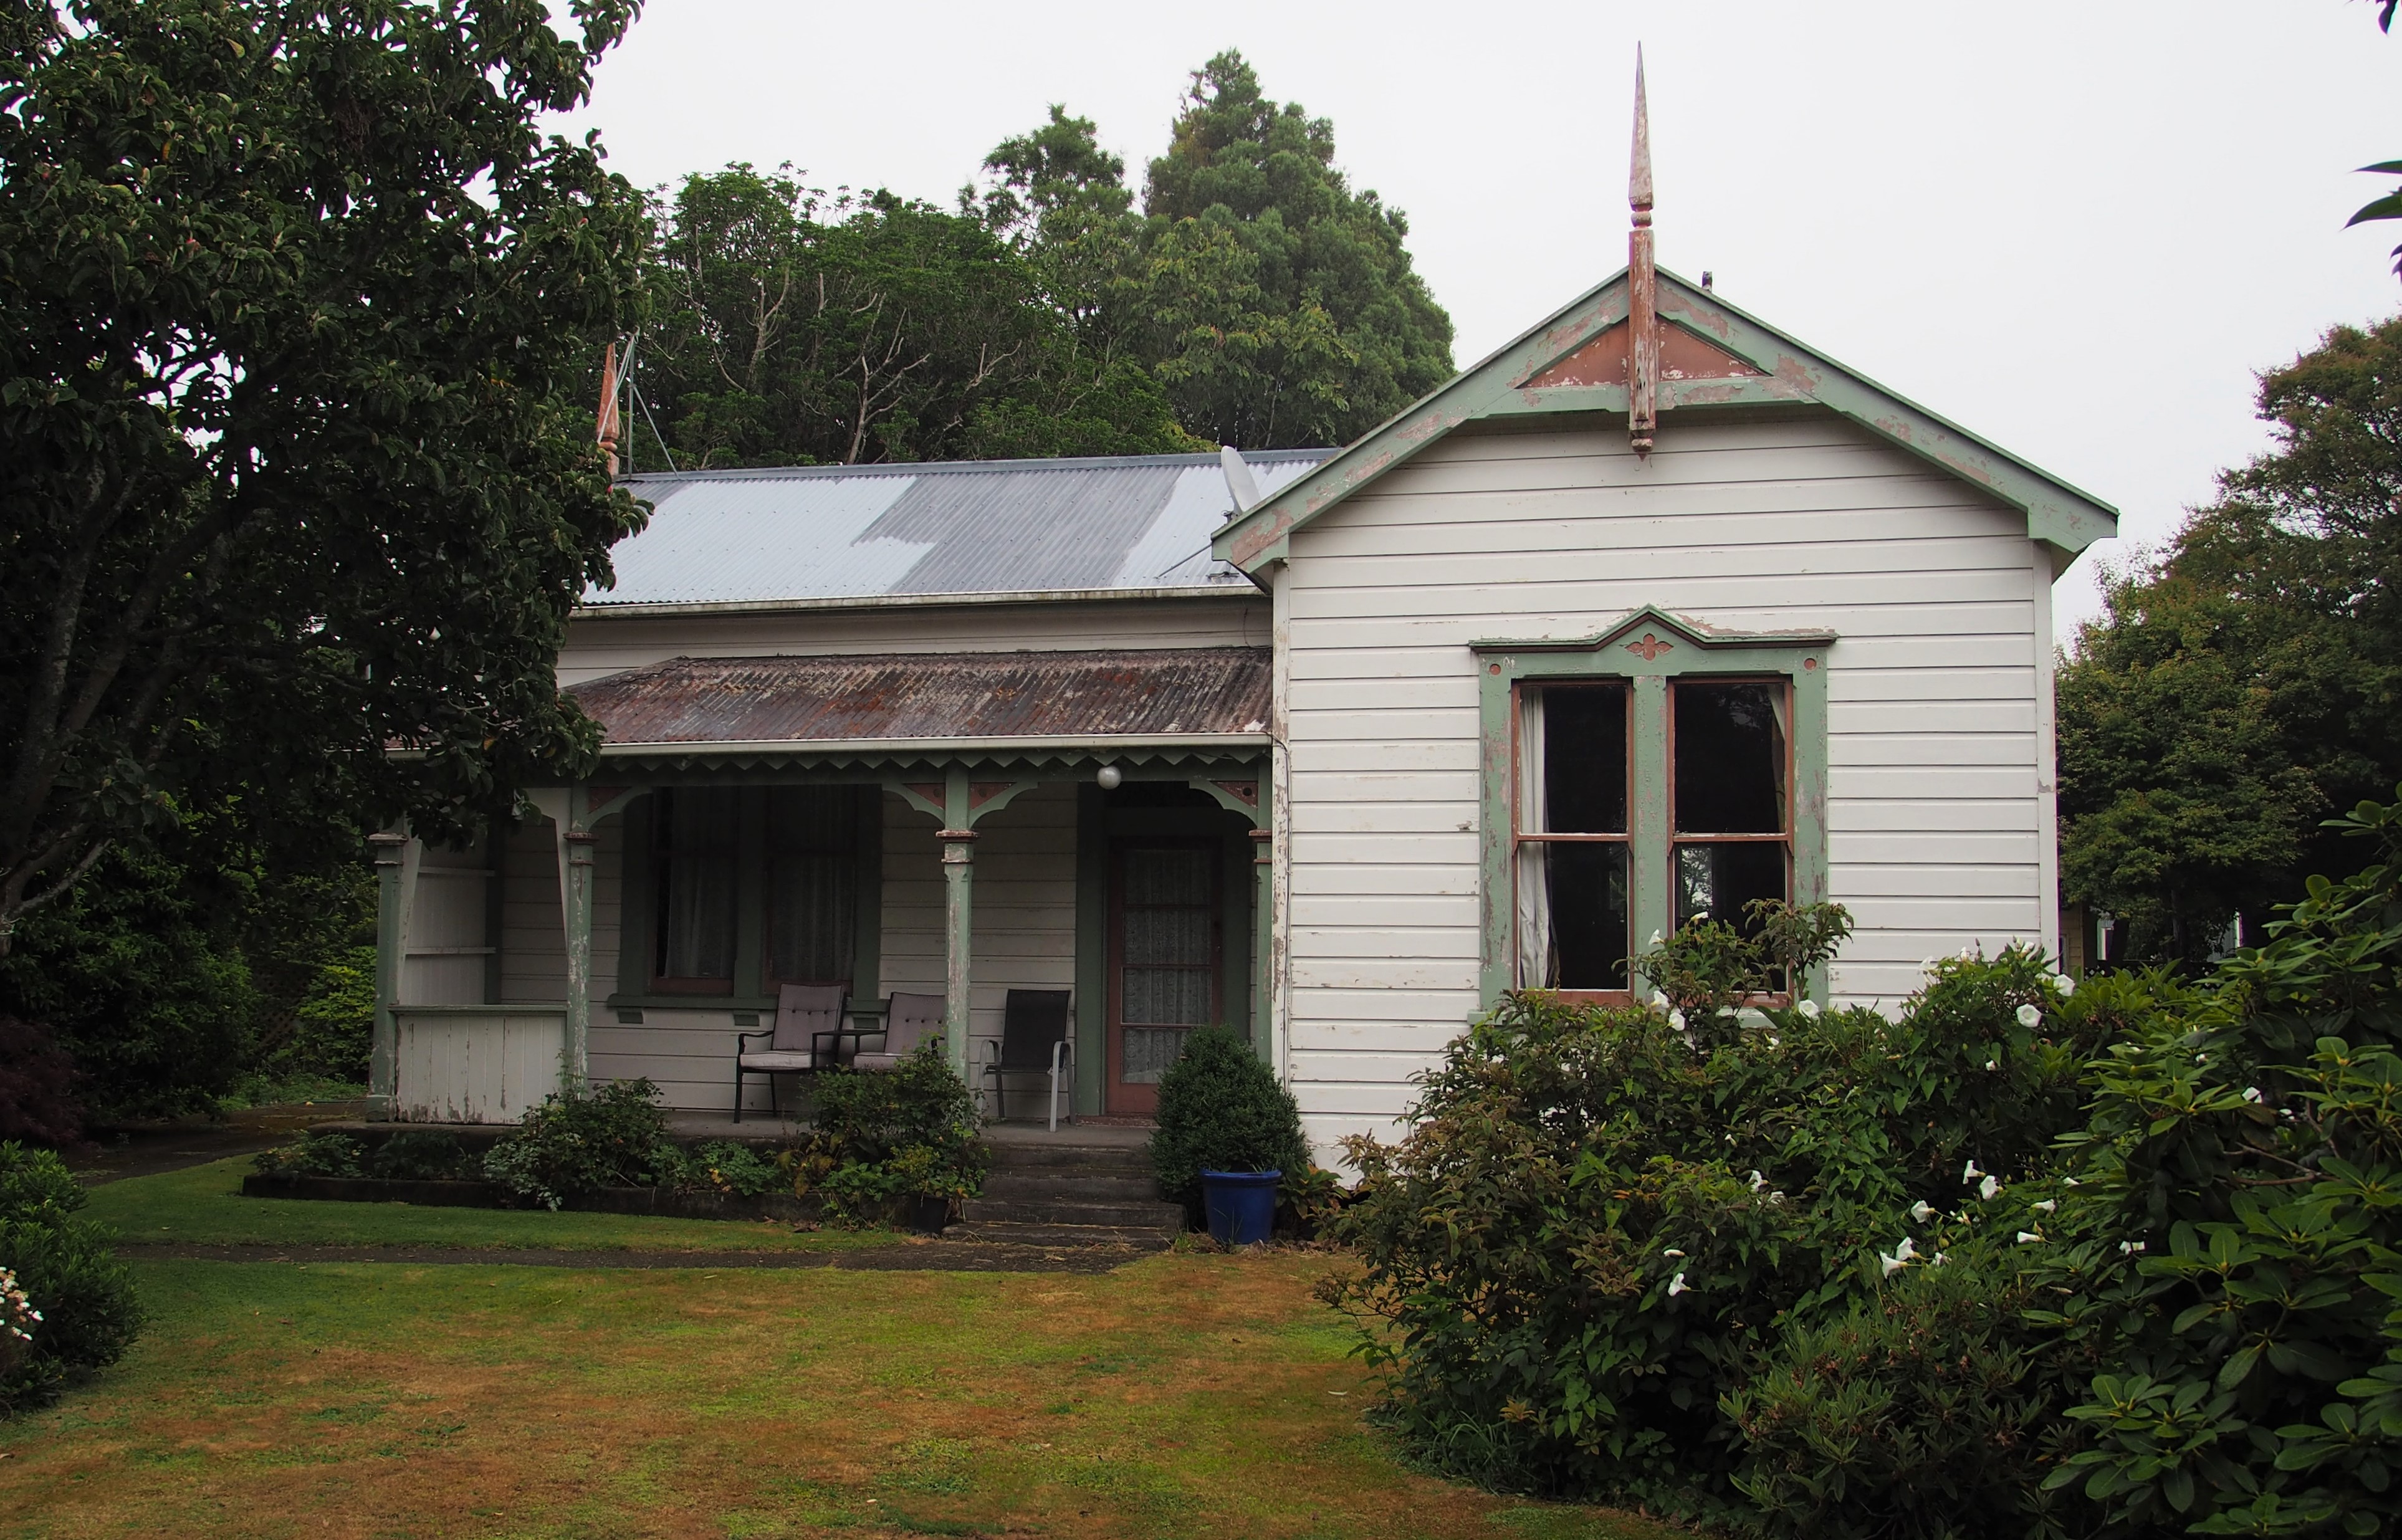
[1675,842,1787,935]
[1539,683,1628,834]
[1674,682,1786,833]
[1121,1027,1192,1084]
[1119,847,1215,1031]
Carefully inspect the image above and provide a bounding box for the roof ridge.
[618,446,1336,485]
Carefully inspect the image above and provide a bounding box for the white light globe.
[1096,765,1123,790]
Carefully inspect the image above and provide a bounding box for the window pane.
[766,851,854,984]
[765,788,857,985]
[656,789,738,981]
[1125,847,1212,906]
[1536,683,1627,834]
[768,785,854,851]
[1674,682,1786,833]
[1675,842,1787,935]
[1520,841,1629,991]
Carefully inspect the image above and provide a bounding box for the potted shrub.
[1149,1028,1309,1246]
[888,1144,972,1234]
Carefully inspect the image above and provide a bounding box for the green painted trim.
[367,832,408,1121]
[1473,605,1835,655]
[964,779,1041,827]
[1074,785,1106,1116]
[1630,675,1671,987]
[1214,267,2118,570]
[851,783,882,1005]
[1251,768,1274,1068]
[616,798,654,1003]
[731,788,767,1001]
[1476,628,1832,1010]
[1221,833,1251,1041]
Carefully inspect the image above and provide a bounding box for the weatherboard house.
[363,112,2113,1162]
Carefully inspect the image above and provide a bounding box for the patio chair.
[983,989,1073,1131]
[733,983,841,1124]
[848,991,945,1072]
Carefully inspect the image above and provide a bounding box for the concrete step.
[949,1220,1177,1250]
[980,1170,1160,1203]
[960,1196,1185,1229]
[982,1142,1153,1173]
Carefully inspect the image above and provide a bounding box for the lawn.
[0,1165,1691,1539]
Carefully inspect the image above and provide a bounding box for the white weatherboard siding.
[399,838,488,1006]
[1279,416,2048,1164]
[496,817,623,1008]
[878,783,1079,1109]
[558,594,1268,686]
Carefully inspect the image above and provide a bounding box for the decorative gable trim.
[1212,267,2118,572]
[1470,605,1837,658]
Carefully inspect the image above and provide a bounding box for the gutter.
[571,585,1263,621]
[595,732,1272,758]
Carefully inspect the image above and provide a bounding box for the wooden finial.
[1628,46,1659,459]
[595,342,621,478]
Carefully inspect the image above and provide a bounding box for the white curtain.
[1516,687,1554,988]
[1768,683,1791,826]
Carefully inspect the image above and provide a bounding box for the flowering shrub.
[0,1267,37,1383]
[1326,917,2116,1520]
[0,1142,140,1414]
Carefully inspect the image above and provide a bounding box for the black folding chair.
[982,989,1073,1129]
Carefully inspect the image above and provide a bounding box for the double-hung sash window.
[645,785,866,997]
[1514,682,1632,991]
[1482,616,1829,1005]
[1672,681,1792,932]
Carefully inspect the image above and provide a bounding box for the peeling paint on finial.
[1628,47,1659,460]
[596,342,622,478]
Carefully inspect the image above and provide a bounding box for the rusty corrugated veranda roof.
[571,648,1271,747]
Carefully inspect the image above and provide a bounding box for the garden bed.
[239,1171,818,1222]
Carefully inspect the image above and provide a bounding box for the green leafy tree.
[1132,50,1454,449]
[2058,318,2402,964]
[639,163,1193,469]
[0,0,650,952]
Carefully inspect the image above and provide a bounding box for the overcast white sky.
[555,1,2402,636]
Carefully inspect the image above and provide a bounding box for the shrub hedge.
[1331,796,2402,1536]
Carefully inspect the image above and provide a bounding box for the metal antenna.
[1627,46,1659,459]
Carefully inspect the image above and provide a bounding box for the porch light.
[1096,765,1123,790]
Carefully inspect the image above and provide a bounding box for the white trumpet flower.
[1979,1175,2001,1202]
[1661,1248,1685,1259]
[2242,1087,2263,1104]
[2032,1199,2057,1213]
[1748,1170,1768,1192]
[1909,1200,1935,1223]
[1797,999,1821,1020]
[1666,1272,1688,1297]
[2016,1231,2044,1244]
[1962,1160,1984,1184]
[2016,1003,2043,1028]
[2053,973,2075,997]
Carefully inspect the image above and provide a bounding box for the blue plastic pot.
[1200,1169,1281,1246]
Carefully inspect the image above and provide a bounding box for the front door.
[1106,842,1221,1116]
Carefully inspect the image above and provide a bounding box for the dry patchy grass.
[0,1250,1688,1540]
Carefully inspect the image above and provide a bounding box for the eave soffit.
[1210,266,2120,572]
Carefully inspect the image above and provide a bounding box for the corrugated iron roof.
[591,449,1333,608]
[572,648,1272,745]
